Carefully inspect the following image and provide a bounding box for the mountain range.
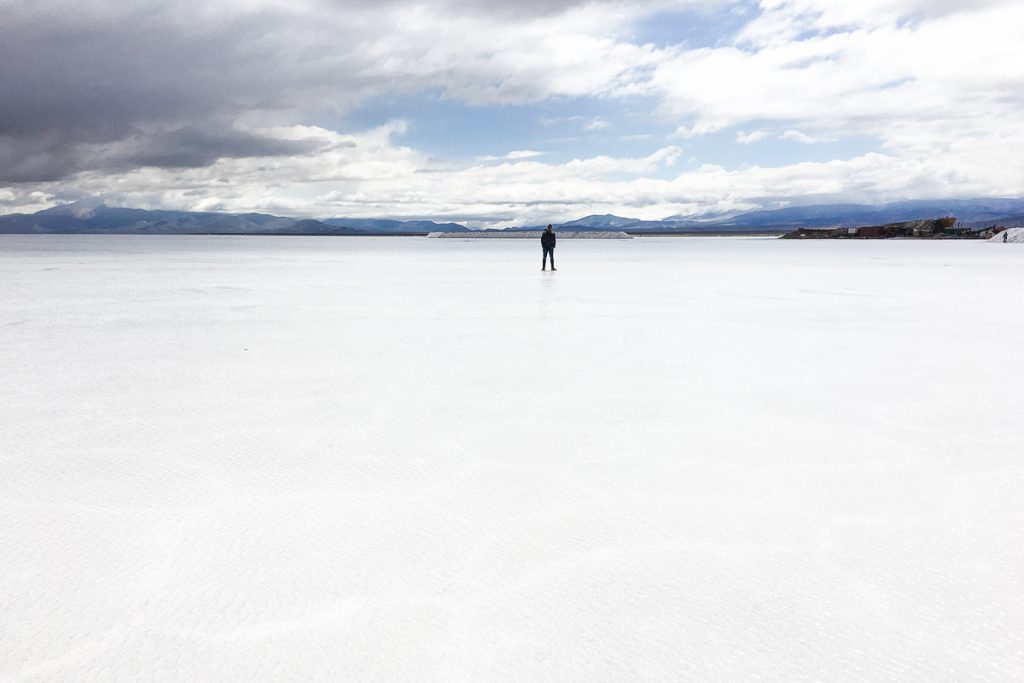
[2,198,1023,235]
[0,203,470,235]
[523,199,1024,232]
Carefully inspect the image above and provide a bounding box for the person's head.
[546,224,552,232]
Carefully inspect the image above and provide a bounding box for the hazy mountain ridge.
[2,198,1022,234]
[705,199,1024,228]
[0,204,465,235]
[0,204,351,235]
[502,199,1024,232]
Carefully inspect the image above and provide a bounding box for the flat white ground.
[1,235,1022,681]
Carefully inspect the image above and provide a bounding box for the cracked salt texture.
[1,235,1023,681]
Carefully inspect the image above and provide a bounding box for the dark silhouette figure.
[1004,231,1009,243]
[541,224,556,271]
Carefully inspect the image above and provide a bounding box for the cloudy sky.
[1,0,1022,226]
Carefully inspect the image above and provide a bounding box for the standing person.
[541,224,557,271]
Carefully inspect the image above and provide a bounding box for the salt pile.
[989,227,1024,242]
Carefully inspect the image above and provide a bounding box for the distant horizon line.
[7,195,1024,229]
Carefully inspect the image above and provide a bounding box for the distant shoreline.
[1,230,789,237]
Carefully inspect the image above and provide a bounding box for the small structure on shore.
[428,230,632,239]
[781,217,964,239]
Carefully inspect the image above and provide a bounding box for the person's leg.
[550,250,556,270]
[542,248,547,269]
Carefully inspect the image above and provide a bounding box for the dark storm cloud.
[0,126,324,182]
[114,127,323,172]
[0,1,380,182]
[1,5,251,140]
[0,0,608,133]
[0,0,667,183]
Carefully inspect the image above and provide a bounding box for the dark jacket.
[541,230,556,249]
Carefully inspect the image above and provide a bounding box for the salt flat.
[1,235,1022,681]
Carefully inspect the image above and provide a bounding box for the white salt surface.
[2,235,1023,681]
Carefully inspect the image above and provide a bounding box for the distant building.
[781,217,962,239]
